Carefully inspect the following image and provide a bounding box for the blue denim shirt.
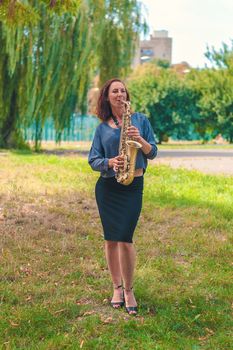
[88,112,157,178]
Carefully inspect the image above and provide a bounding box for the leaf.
[192,314,201,322]
[83,310,95,317]
[102,317,113,324]
[54,308,66,314]
[26,295,32,302]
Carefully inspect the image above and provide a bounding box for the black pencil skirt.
[95,175,144,243]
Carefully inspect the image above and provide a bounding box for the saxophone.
[115,101,142,186]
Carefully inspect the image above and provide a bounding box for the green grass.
[36,140,233,152]
[0,151,232,349]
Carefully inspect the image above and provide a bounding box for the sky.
[141,0,233,67]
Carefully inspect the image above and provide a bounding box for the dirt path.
[152,157,233,176]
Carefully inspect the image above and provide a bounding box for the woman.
[88,78,157,315]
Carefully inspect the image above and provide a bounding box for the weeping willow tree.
[0,1,93,149]
[0,0,146,149]
[0,0,80,24]
[97,0,146,86]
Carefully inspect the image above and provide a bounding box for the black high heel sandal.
[124,287,138,315]
[110,284,125,309]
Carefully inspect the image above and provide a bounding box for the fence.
[22,114,99,142]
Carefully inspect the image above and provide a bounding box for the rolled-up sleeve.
[88,127,109,172]
[143,116,158,160]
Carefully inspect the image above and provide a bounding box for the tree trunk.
[0,89,18,148]
[34,116,42,152]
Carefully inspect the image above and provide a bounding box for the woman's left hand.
[127,126,141,142]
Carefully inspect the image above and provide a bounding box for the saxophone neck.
[122,101,131,115]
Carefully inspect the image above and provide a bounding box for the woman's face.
[108,81,127,110]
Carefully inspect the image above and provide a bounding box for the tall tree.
[0,0,80,24]
[97,0,146,87]
[127,63,200,143]
[0,0,146,149]
[0,1,92,148]
[190,42,233,142]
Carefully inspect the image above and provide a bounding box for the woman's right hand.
[108,156,124,171]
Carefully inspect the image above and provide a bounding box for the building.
[171,61,191,75]
[133,30,172,66]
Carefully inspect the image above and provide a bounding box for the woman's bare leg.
[118,242,137,313]
[105,240,123,306]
